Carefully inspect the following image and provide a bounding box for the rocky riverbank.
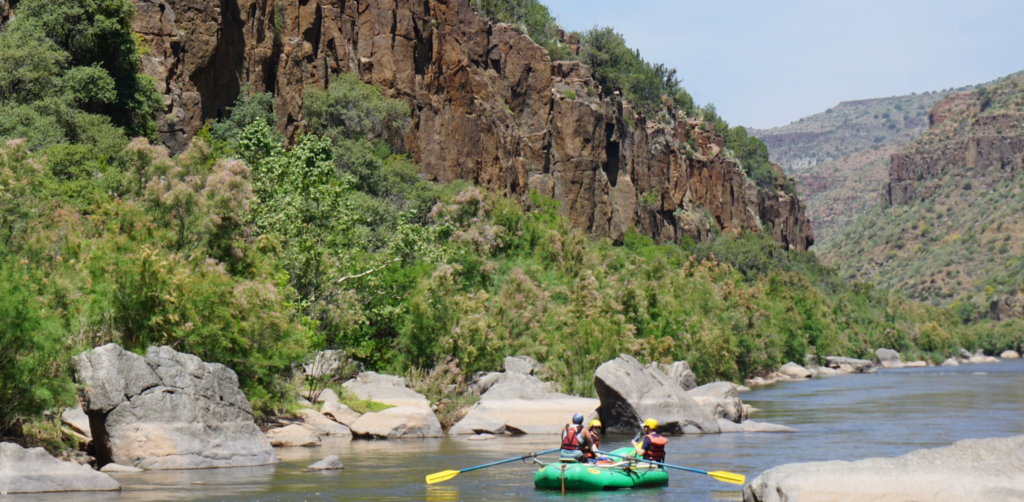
[744,435,1024,502]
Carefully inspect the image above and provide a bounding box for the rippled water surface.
[19,360,1024,502]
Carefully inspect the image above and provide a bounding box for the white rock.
[350,407,443,439]
[295,409,351,437]
[903,361,928,368]
[1000,350,1020,359]
[266,425,321,447]
[306,455,343,471]
[716,418,797,433]
[342,372,430,409]
[321,402,361,426]
[0,443,120,494]
[99,463,143,473]
[778,362,812,379]
[941,358,960,367]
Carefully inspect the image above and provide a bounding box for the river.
[19,359,1024,502]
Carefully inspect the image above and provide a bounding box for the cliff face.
[131,0,812,250]
[886,86,1024,205]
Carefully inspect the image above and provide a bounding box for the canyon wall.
[131,0,812,249]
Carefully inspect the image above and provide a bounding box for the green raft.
[533,447,669,491]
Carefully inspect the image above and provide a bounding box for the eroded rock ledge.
[743,435,1024,502]
[131,0,813,249]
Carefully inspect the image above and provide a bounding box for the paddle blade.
[426,470,461,485]
[707,470,746,485]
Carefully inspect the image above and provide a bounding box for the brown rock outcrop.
[131,0,812,249]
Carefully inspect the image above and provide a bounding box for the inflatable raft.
[533,447,669,491]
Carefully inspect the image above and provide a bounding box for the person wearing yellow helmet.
[631,418,667,463]
[584,419,602,461]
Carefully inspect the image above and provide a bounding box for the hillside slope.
[821,71,1024,318]
[127,0,811,250]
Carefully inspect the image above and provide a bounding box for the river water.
[19,360,1024,502]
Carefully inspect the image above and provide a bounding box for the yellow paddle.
[597,450,746,485]
[426,448,560,485]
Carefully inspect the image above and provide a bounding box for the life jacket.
[561,424,583,451]
[643,432,667,463]
[585,432,600,458]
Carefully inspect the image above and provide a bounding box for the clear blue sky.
[544,0,1024,129]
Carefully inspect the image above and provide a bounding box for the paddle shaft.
[597,450,714,476]
[459,448,560,474]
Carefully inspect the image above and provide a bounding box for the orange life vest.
[585,432,600,458]
[561,424,583,451]
[642,432,667,463]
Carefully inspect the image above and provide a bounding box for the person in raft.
[631,418,668,464]
[583,419,602,461]
[560,413,596,461]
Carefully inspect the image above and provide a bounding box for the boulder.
[743,435,1024,502]
[688,382,746,423]
[648,361,697,391]
[716,419,796,433]
[778,362,812,379]
[452,372,598,435]
[350,407,443,439]
[266,425,321,447]
[814,366,840,377]
[959,347,974,359]
[594,355,720,435]
[320,402,361,426]
[0,442,120,494]
[746,376,777,387]
[73,344,277,470]
[301,388,339,404]
[99,463,143,473]
[303,350,360,379]
[306,455,343,471]
[1001,350,1021,359]
[824,356,877,373]
[875,348,903,369]
[903,361,928,368]
[295,409,351,437]
[342,372,431,409]
[61,404,92,440]
[941,358,960,367]
[503,355,543,375]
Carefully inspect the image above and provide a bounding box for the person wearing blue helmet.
[559,413,595,461]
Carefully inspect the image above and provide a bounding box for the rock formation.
[875,348,903,369]
[743,435,1024,502]
[593,354,719,434]
[349,407,443,439]
[129,0,812,249]
[451,367,599,435]
[0,443,121,494]
[73,344,277,470]
[342,372,431,409]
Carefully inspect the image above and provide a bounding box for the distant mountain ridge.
[821,70,1024,318]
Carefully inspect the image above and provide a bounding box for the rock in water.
[99,463,143,473]
[451,371,598,435]
[349,407,443,439]
[716,419,797,433]
[1001,350,1021,359]
[875,348,904,369]
[941,358,960,367]
[0,443,120,494]
[342,372,431,409]
[688,382,747,423]
[295,409,351,437]
[73,344,277,470]
[306,455,343,471]
[743,435,1024,502]
[594,354,719,435]
[824,356,877,373]
[266,425,321,447]
[778,362,812,379]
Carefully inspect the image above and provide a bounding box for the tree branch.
[336,257,401,284]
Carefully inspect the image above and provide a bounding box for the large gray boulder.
[295,409,351,436]
[61,405,92,440]
[688,382,746,423]
[824,356,877,374]
[451,371,598,435]
[778,362,812,379]
[321,402,361,426]
[744,435,1024,502]
[1001,350,1021,359]
[594,355,720,435]
[342,372,430,409]
[716,419,796,433]
[875,348,903,369]
[266,425,321,447]
[73,344,277,470]
[0,443,120,494]
[349,407,443,439]
[648,361,697,391]
[503,355,543,375]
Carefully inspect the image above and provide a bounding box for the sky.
[543,0,1024,129]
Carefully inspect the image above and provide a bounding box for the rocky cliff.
[130,0,812,249]
[885,74,1024,205]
